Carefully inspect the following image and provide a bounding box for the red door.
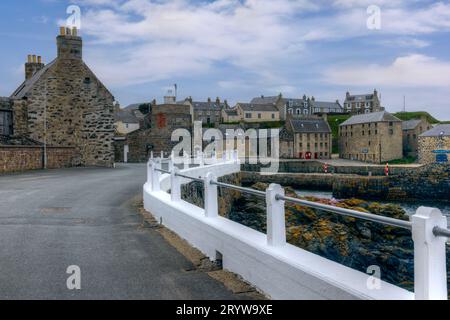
[305,152,312,160]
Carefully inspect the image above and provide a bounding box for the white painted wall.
[144,160,414,300]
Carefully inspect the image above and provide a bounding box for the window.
[258,113,262,119]
[296,109,301,115]
[389,129,394,135]
[245,113,252,119]
[272,114,275,119]
[389,122,393,126]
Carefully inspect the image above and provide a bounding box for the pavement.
[0,164,249,300]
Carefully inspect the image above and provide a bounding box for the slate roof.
[402,119,422,130]
[340,111,401,126]
[114,111,140,124]
[10,59,57,100]
[420,124,450,137]
[289,119,331,134]
[345,93,376,103]
[311,100,343,112]
[190,101,225,111]
[238,103,278,112]
[250,96,280,104]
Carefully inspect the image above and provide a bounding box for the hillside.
[393,111,440,124]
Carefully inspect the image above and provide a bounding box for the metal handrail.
[275,194,412,230]
[211,181,267,198]
[434,227,450,238]
[175,172,204,184]
[153,166,450,237]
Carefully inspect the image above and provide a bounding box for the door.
[124,145,129,163]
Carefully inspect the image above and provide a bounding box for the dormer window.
[84,77,91,85]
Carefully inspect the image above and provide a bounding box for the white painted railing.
[143,154,449,300]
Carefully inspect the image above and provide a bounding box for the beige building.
[222,108,241,123]
[418,125,450,164]
[281,117,332,160]
[235,103,280,123]
[401,117,432,158]
[114,111,140,135]
[339,111,403,163]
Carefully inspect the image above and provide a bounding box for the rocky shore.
[227,182,450,296]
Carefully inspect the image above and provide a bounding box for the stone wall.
[242,161,416,176]
[418,136,450,164]
[242,163,450,202]
[0,146,76,174]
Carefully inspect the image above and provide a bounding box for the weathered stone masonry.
[9,27,115,167]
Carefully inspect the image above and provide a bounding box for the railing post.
[266,184,286,247]
[199,151,205,167]
[152,159,161,192]
[412,207,448,300]
[183,152,190,170]
[204,172,218,218]
[171,167,181,202]
[147,160,153,186]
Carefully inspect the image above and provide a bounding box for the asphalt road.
[0,164,243,300]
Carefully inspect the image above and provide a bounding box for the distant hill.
[393,111,440,124]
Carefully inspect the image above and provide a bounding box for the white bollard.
[266,184,286,247]
[412,207,448,300]
[204,172,219,218]
[152,159,162,192]
[171,167,181,202]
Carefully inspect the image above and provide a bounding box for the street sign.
[436,154,448,163]
[432,150,450,154]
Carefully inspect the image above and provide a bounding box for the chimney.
[216,97,221,105]
[57,26,82,60]
[25,54,45,80]
[164,90,176,104]
[207,97,212,103]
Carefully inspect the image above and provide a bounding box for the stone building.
[118,103,193,162]
[401,117,432,158]
[0,97,13,136]
[222,108,241,123]
[280,117,332,160]
[343,90,384,115]
[9,27,115,167]
[339,111,403,163]
[181,97,227,126]
[418,125,450,164]
[251,94,344,120]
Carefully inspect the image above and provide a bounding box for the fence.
[144,152,449,300]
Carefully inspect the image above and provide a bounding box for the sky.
[0,0,450,120]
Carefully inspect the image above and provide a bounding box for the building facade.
[343,90,384,115]
[0,97,13,136]
[235,103,280,123]
[418,125,450,164]
[251,94,344,120]
[9,27,115,167]
[114,110,140,135]
[281,117,332,160]
[401,117,432,158]
[182,97,227,126]
[339,111,403,163]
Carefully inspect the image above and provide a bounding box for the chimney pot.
[27,55,32,63]
[32,55,37,63]
[37,56,42,64]
[60,26,66,36]
[72,27,78,36]
[66,27,72,36]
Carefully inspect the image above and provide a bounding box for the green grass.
[327,115,351,154]
[388,156,417,164]
[393,111,440,124]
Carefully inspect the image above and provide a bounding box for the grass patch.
[389,156,417,164]
[393,111,440,124]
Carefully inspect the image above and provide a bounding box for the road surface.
[0,164,247,300]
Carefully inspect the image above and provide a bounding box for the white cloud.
[324,54,450,87]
